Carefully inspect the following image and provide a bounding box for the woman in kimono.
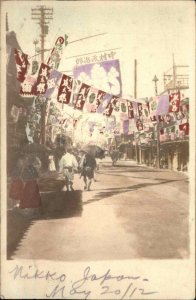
[19,155,42,216]
[9,154,25,208]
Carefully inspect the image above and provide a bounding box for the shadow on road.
[7,190,83,259]
[83,179,182,205]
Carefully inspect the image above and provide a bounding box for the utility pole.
[152,74,160,168]
[31,6,53,145]
[31,6,53,62]
[134,59,139,164]
[172,53,176,89]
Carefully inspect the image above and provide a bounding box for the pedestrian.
[19,155,42,217]
[9,153,25,208]
[48,154,56,171]
[30,154,42,173]
[110,147,119,166]
[59,148,78,191]
[80,150,97,191]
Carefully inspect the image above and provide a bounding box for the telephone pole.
[31,6,53,144]
[134,59,139,164]
[31,6,53,63]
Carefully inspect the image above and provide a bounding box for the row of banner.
[15,48,187,121]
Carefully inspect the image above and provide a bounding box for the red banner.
[57,74,73,104]
[179,122,189,135]
[14,49,29,82]
[33,63,51,95]
[127,101,134,119]
[169,91,180,112]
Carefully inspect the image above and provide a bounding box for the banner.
[57,74,73,104]
[33,63,51,95]
[104,96,120,116]
[127,101,134,119]
[14,49,29,82]
[73,59,122,96]
[179,122,189,135]
[120,100,128,120]
[44,69,62,98]
[149,97,158,116]
[123,119,129,134]
[47,36,65,69]
[74,83,91,110]
[97,93,112,113]
[169,91,180,112]
[85,88,106,112]
[137,103,143,117]
[20,74,37,97]
[135,118,143,131]
[156,94,169,115]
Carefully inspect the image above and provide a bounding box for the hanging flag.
[136,118,143,131]
[20,74,37,97]
[123,119,129,134]
[74,83,91,110]
[44,69,62,98]
[85,88,106,112]
[95,90,106,111]
[85,87,98,112]
[73,59,122,96]
[47,36,65,69]
[14,49,29,82]
[179,122,189,135]
[71,79,82,106]
[120,100,128,120]
[104,96,120,117]
[57,74,73,104]
[180,103,189,119]
[127,101,134,119]
[33,63,51,95]
[169,91,180,112]
[149,96,158,116]
[128,118,137,133]
[158,115,165,122]
[97,93,112,113]
[156,94,169,115]
[142,103,150,122]
[137,103,143,117]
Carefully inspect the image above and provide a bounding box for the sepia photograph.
[1,0,195,299]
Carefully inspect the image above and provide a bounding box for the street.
[8,157,189,261]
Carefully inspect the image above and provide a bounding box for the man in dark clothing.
[79,151,96,191]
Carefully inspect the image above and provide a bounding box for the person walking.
[59,148,78,191]
[110,147,119,166]
[80,150,97,191]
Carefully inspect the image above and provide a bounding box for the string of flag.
[14,47,189,142]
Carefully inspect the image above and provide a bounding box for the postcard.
[1,1,195,299]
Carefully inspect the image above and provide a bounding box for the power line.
[30,32,108,58]
[69,32,107,44]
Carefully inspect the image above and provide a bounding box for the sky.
[3,0,195,99]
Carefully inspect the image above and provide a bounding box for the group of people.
[59,148,97,191]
